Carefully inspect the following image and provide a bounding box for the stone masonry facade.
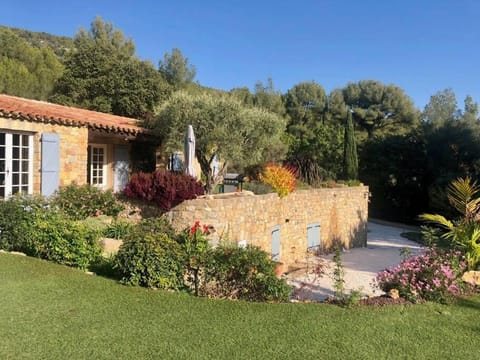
[166,186,369,268]
[0,117,88,193]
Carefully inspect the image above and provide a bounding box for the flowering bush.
[178,221,211,295]
[259,163,296,198]
[124,170,204,211]
[375,248,471,303]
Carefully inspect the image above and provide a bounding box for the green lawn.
[1,253,479,360]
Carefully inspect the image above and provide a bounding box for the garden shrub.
[376,248,471,303]
[115,219,185,289]
[33,214,102,269]
[133,217,178,239]
[52,183,124,220]
[420,177,480,269]
[0,194,48,252]
[0,194,101,269]
[259,163,296,198]
[200,245,292,302]
[102,220,134,239]
[124,170,204,211]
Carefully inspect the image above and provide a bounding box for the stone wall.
[166,186,369,268]
[0,117,89,193]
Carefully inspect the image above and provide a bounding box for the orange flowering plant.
[259,163,297,198]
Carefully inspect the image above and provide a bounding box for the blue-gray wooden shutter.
[114,145,130,192]
[271,226,281,261]
[307,223,321,250]
[41,133,60,196]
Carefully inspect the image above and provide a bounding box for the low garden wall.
[165,186,369,269]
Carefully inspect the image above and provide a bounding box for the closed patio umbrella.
[184,124,196,177]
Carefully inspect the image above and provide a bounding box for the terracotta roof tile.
[0,94,148,135]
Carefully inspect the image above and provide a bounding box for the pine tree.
[343,110,358,180]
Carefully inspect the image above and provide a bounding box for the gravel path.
[286,222,424,301]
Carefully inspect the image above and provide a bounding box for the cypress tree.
[343,110,359,180]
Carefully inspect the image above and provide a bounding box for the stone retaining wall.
[166,186,369,268]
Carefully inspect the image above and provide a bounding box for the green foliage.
[242,181,274,195]
[332,246,346,300]
[89,255,120,279]
[115,219,185,289]
[0,194,101,270]
[252,78,286,117]
[0,194,49,252]
[159,48,196,88]
[52,183,124,220]
[342,111,358,180]
[422,88,458,130]
[201,245,292,302]
[102,220,134,239]
[155,91,286,192]
[33,214,102,270]
[287,122,344,184]
[0,27,63,99]
[425,119,480,215]
[1,25,75,59]
[50,16,170,119]
[360,130,428,222]
[420,177,480,269]
[341,80,419,138]
[133,217,178,239]
[285,81,327,130]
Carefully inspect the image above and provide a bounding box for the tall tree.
[252,78,286,117]
[343,110,358,180]
[342,80,418,138]
[462,95,479,123]
[155,91,286,192]
[285,81,328,132]
[422,88,458,130]
[287,122,343,184]
[51,17,169,119]
[159,48,196,89]
[285,82,340,183]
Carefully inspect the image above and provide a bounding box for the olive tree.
[155,91,286,192]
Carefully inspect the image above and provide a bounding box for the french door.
[88,144,107,189]
[0,131,33,199]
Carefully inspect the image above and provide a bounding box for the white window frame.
[0,131,33,199]
[89,144,107,189]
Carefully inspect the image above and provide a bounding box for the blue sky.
[1,0,479,109]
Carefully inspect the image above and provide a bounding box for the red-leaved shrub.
[124,170,204,211]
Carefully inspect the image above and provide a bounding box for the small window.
[89,145,107,189]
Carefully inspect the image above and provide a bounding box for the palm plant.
[420,177,480,270]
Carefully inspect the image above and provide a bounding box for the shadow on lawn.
[455,295,480,312]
